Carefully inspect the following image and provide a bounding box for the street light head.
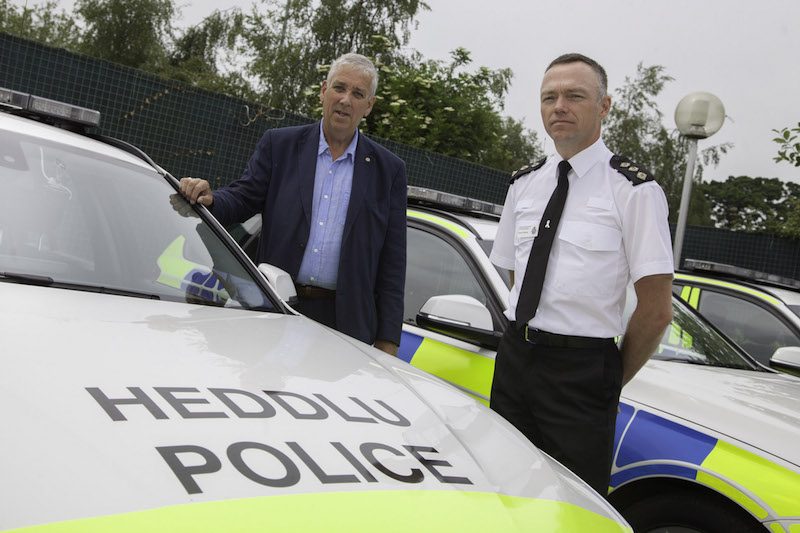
[675,92,725,139]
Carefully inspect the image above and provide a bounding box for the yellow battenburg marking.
[408,210,471,239]
[697,440,800,520]
[768,522,787,533]
[8,490,631,533]
[674,273,782,307]
[156,236,199,288]
[410,337,494,400]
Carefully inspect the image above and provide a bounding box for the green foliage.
[698,176,800,239]
[75,0,177,70]
[772,123,800,167]
[0,0,81,49]
[603,63,732,224]
[352,48,541,171]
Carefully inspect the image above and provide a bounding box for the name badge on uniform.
[515,224,538,244]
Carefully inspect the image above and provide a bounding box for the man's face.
[320,66,375,143]
[540,61,611,158]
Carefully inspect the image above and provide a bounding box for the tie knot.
[558,160,571,178]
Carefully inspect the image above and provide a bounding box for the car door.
[674,280,800,367]
[397,219,505,405]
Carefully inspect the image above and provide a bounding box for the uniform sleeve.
[622,182,674,282]
[489,183,517,271]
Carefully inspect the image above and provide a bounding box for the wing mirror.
[416,294,502,349]
[257,263,298,305]
[771,346,800,374]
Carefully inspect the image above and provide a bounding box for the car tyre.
[622,489,765,533]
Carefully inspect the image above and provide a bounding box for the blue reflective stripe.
[398,331,424,363]
[612,408,717,486]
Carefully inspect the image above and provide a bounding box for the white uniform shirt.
[490,137,674,337]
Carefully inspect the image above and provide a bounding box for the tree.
[351,48,540,171]
[772,123,800,167]
[76,0,177,70]
[603,63,731,224]
[698,176,800,239]
[0,0,81,49]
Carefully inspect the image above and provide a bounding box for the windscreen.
[0,128,275,311]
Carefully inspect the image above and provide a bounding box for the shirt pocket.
[552,221,623,298]
[513,202,540,246]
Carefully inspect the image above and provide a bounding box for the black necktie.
[516,160,571,329]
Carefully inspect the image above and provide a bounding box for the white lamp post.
[673,92,725,269]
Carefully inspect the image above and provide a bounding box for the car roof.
[0,111,155,171]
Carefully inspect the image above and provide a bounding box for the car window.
[405,226,488,324]
[697,290,800,365]
[0,130,275,311]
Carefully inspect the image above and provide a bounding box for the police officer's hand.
[179,177,214,207]
[374,340,398,357]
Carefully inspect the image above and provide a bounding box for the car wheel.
[622,489,765,533]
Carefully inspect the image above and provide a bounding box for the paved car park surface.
[0,90,631,532]
[236,186,800,533]
[674,259,800,375]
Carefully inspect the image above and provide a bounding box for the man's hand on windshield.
[179,177,214,207]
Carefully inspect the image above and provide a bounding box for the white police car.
[236,187,800,533]
[0,89,631,532]
[674,259,800,375]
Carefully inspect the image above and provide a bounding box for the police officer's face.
[540,62,611,158]
[320,66,375,145]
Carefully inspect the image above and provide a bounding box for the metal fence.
[2,32,798,280]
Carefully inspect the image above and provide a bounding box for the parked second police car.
[0,89,631,532]
[235,187,800,533]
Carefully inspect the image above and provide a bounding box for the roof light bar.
[407,186,503,217]
[684,258,800,289]
[0,87,30,109]
[1,87,101,127]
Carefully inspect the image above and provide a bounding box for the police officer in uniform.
[489,53,674,495]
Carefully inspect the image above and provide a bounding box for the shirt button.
[310,277,315,281]
[319,221,324,226]
[324,195,329,199]
[313,248,318,253]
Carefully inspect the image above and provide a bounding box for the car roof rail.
[683,258,800,290]
[407,186,503,218]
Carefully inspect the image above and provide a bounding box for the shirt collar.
[318,121,359,161]
[561,136,610,179]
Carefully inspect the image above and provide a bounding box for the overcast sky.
[50,0,800,183]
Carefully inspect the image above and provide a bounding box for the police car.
[674,259,800,375]
[235,187,800,532]
[0,89,632,532]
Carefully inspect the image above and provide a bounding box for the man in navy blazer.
[179,53,406,355]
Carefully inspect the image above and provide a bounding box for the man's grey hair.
[327,53,379,97]
[546,53,608,98]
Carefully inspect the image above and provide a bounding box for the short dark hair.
[546,53,608,97]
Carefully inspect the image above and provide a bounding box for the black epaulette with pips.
[610,155,655,186]
[509,157,547,184]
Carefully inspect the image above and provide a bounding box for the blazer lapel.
[298,123,320,226]
[343,136,373,244]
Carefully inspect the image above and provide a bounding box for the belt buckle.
[524,325,536,344]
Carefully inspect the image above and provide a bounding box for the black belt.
[519,324,615,349]
[295,284,336,300]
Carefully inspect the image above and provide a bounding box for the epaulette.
[509,157,547,184]
[610,155,655,186]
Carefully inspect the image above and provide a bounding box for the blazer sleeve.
[374,159,408,345]
[211,129,273,227]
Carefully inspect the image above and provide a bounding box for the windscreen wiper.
[0,272,160,300]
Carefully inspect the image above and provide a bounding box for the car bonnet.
[624,360,800,468]
[0,283,628,532]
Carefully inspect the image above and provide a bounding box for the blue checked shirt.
[295,124,358,289]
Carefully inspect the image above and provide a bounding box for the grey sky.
[53,0,800,183]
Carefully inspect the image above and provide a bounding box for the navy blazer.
[211,122,407,346]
